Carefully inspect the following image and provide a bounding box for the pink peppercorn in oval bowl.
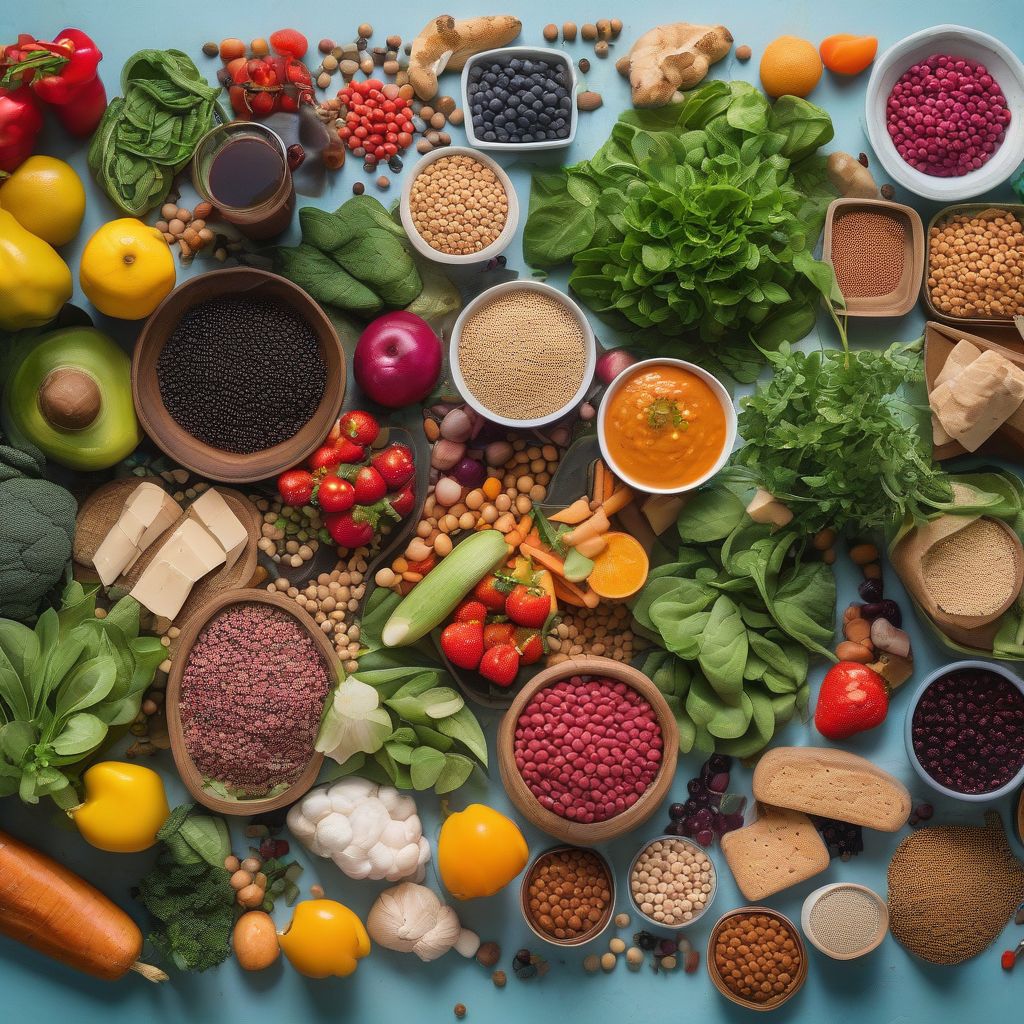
[497,656,678,846]
[166,588,341,816]
[864,26,1024,201]
[904,659,1024,803]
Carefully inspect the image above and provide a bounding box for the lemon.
[80,218,176,320]
[0,156,86,247]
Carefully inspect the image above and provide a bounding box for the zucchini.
[381,530,509,647]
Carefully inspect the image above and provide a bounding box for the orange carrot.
[592,461,607,504]
[0,829,166,982]
[520,542,566,578]
[600,485,634,517]
[516,513,534,536]
[564,508,610,547]
[574,535,608,559]
[553,575,600,608]
[552,577,587,607]
[549,497,592,525]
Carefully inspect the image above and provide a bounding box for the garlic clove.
[416,835,431,864]
[368,841,397,877]
[287,803,318,842]
[390,795,418,822]
[870,617,912,658]
[335,845,374,879]
[348,798,391,847]
[316,812,354,851]
[453,928,481,958]
[300,789,334,822]
[394,842,420,875]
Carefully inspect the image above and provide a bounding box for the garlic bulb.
[367,882,481,962]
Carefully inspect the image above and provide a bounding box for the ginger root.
[408,14,521,100]
[616,23,733,107]
[826,151,881,199]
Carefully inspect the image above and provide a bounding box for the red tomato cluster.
[336,78,414,163]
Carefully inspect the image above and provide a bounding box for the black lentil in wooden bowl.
[132,268,345,483]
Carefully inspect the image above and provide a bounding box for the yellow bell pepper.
[278,900,371,978]
[69,761,170,853]
[437,803,529,900]
[0,207,73,330]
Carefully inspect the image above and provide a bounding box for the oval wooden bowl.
[132,267,346,484]
[166,588,340,816]
[706,906,808,1012]
[519,845,615,948]
[497,656,678,846]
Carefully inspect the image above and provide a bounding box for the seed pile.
[630,838,714,926]
[921,517,1021,616]
[458,290,587,420]
[888,813,1024,964]
[525,847,611,941]
[928,209,1024,318]
[886,54,1010,177]
[807,887,884,956]
[179,603,331,795]
[158,296,326,453]
[831,210,907,298]
[911,666,1024,794]
[713,912,802,1006]
[409,154,508,256]
[513,676,663,822]
[467,56,573,144]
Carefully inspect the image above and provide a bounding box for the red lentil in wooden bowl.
[520,845,615,947]
[497,656,678,846]
[166,588,340,815]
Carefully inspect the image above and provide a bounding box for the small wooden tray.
[496,656,678,846]
[706,906,808,1012]
[924,321,1024,462]
[73,477,262,637]
[165,588,340,816]
[822,197,924,317]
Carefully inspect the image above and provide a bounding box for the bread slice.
[720,804,829,901]
[752,747,911,832]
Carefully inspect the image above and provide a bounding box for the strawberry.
[387,481,416,520]
[353,465,387,504]
[505,584,551,629]
[814,662,890,741]
[515,629,544,665]
[483,622,516,650]
[269,27,308,58]
[440,621,484,670]
[333,438,366,464]
[316,475,355,513]
[372,442,415,489]
[308,439,364,471]
[338,409,380,447]
[325,510,374,548]
[454,600,488,623]
[277,468,313,506]
[479,643,520,687]
[473,574,509,612]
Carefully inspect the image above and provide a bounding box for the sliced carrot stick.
[552,577,587,607]
[564,507,610,547]
[549,497,592,525]
[520,542,566,578]
[516,513,534,536]
[601,464,617,503]
[574,535,608,559]
[600,485,635,517]
[592,461,607,504]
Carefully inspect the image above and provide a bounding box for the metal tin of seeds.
[627,834,718,931]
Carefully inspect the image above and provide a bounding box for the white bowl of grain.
[450,281,597,428]
[400,146,519,266]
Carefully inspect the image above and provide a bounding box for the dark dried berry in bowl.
[911,667,1024,794]
[468,56,572,144]
[861,599,902,627]
[858,578,883,603]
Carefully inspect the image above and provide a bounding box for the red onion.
[886,53,1010,177]
[596,348,638,386]
[451,457,486,488]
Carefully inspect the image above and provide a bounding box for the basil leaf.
[409,746,445,790]
[1,721,37,763]
[52,656,117,727]
[434,753,475,795]
[412,724,454,753]
[51,713,107,758]
[437,706,488,765]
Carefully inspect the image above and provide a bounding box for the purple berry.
[695,829,714,847]
[858,578,883,602]
[707,772,730,794]
[669,802,686,821]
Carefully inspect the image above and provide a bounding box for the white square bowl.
[461,46,578,152]
[864,25,1024,201]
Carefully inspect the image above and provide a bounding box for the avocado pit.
[39,367,102,431]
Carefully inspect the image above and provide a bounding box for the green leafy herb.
[647,398,687,430]
[523,81,840,381]
[0,582,164,806]
[729,340,953,535]
[631,485,835,756]
[88,50,221,216]
[157,803,231,868]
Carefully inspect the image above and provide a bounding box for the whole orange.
[759,35,823,98]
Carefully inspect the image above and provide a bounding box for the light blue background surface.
[3,1,1024,1021]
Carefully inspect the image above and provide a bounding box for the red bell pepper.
[0,85,43,173]
[0,29,106,138]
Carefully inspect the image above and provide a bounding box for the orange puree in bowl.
[605,365,727,490]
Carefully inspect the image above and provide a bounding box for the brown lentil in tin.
[714,912,802,1006]
[526,848,612,941]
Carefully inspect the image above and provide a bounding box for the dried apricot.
[820,34,878,76]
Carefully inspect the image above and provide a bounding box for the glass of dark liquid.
[191,122,295,239]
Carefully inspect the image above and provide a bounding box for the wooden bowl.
[706,906,808,1012]
[166,588,340,815]
[132,268,345,483]
[519,845,615,947]
[497,656,678,846]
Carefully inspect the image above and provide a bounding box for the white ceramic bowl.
[904,659,1024,802]
[399,146,519,266]
[597,358,737,496]
[450,280,596,429]
[461,46,578,151]
[865,25,1024,201]
[627,835,717,931]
